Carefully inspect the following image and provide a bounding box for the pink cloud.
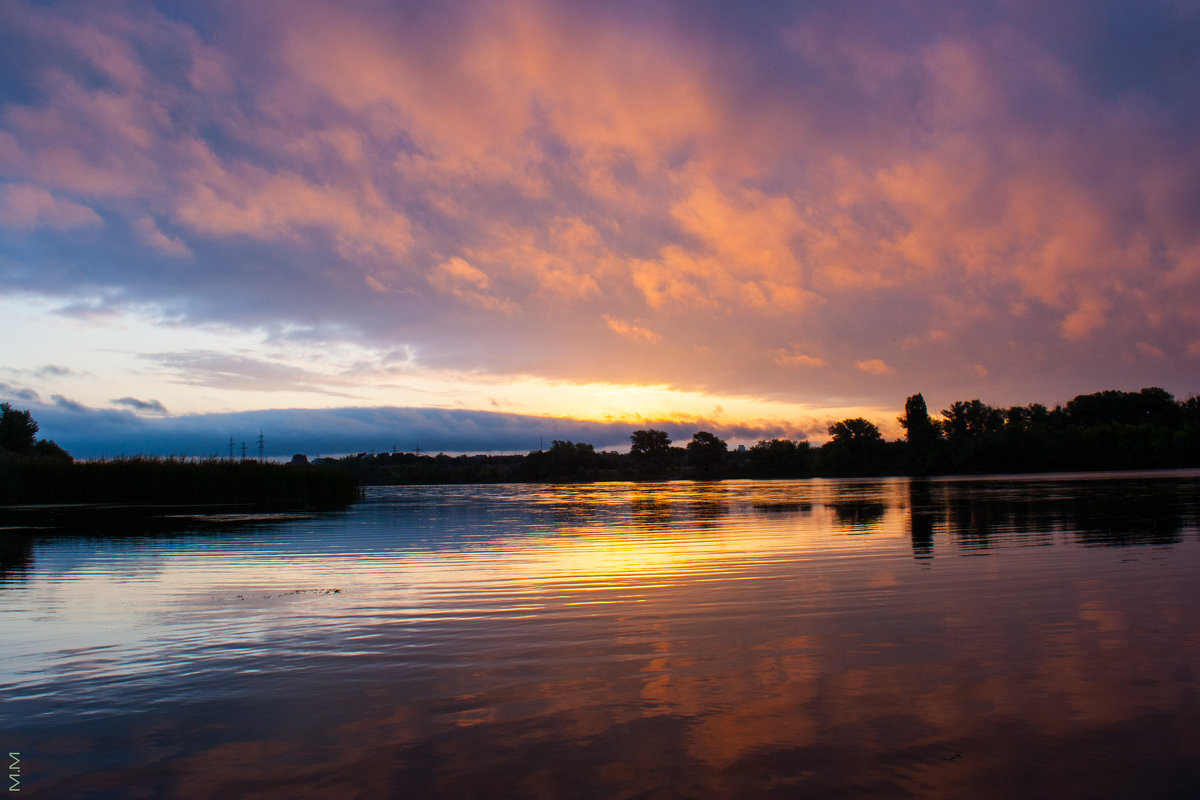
[1135,342,1166,360]
[1061,296,1110,341]
[0,183,101,230]
[133,216,191,258]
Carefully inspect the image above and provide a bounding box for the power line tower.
[229,437,234,461]
[258,430,265,461]
[241,442,247,460]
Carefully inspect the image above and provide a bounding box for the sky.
[2,0,1199,458]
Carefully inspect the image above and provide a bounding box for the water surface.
[3,473,1199,797]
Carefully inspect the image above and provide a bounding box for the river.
[2,472,1199,797]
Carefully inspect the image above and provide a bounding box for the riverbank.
[0,455,360,509]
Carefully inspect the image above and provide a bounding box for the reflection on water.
[909,474,1195,554]
[0,532,34,583]
[2,472,1199,798]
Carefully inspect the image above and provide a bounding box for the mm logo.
[6,753,17,792]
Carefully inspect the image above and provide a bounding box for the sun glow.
[0,295,899,442]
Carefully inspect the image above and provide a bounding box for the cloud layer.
[2,0,1199,449]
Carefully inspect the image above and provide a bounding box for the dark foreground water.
[2,472,1199,798]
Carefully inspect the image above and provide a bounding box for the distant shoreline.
[0,455,360,513]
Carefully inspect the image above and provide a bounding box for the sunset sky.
[2,0,1199,458]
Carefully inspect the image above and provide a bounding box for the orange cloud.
[774,348,826,369]
[855,359,893,375]
[603,315,660,343]
[3,0,1199,412]
[462,218,609,302]
[428,257,516,313]
[173,143,411,258]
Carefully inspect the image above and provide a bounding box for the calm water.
[3,473,1200,798]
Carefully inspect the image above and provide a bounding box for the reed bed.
[0,455,360,508]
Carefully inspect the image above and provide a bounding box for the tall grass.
[0,455,360,508]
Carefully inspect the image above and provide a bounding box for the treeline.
[322,387,1200,484]
[0,403,358,508]
[5,387,1198,493]
[0,455,360,507]
[895,388,1200,476]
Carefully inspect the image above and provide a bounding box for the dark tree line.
[0,402,71,460]
[894,387,1200,476]
[1,405,355,508]
[6,386,1198,490]
[323,386,1200,483]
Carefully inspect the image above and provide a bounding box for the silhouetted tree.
[33,439,72,461]
[823,418,889,476]
[630,429,672,474]
[747,438,812,477]
[828,418,883,445]
[899,394,939,445]
[898,393,940,473]
[941,399,1003,440]
[1066,387,1181,428]
[543,440,599,478]
[1,403,39,455]
[1183,396,1200,427]
[686,431,728,475]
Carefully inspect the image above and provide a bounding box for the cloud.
[1061,297,1111,340]
[143,350,358,397]
[112,396,168,414]
[603,315,660,343]
[855,359,893,376]
[1135,342,1166,360]
[427,257,516,313]
[25,402,812,460]
[0,183,101,230]
[774,348,826,369]
[0,382,41,403]
[1,1,1198,422]
[50,394,90,413]
[133,216,192,258]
